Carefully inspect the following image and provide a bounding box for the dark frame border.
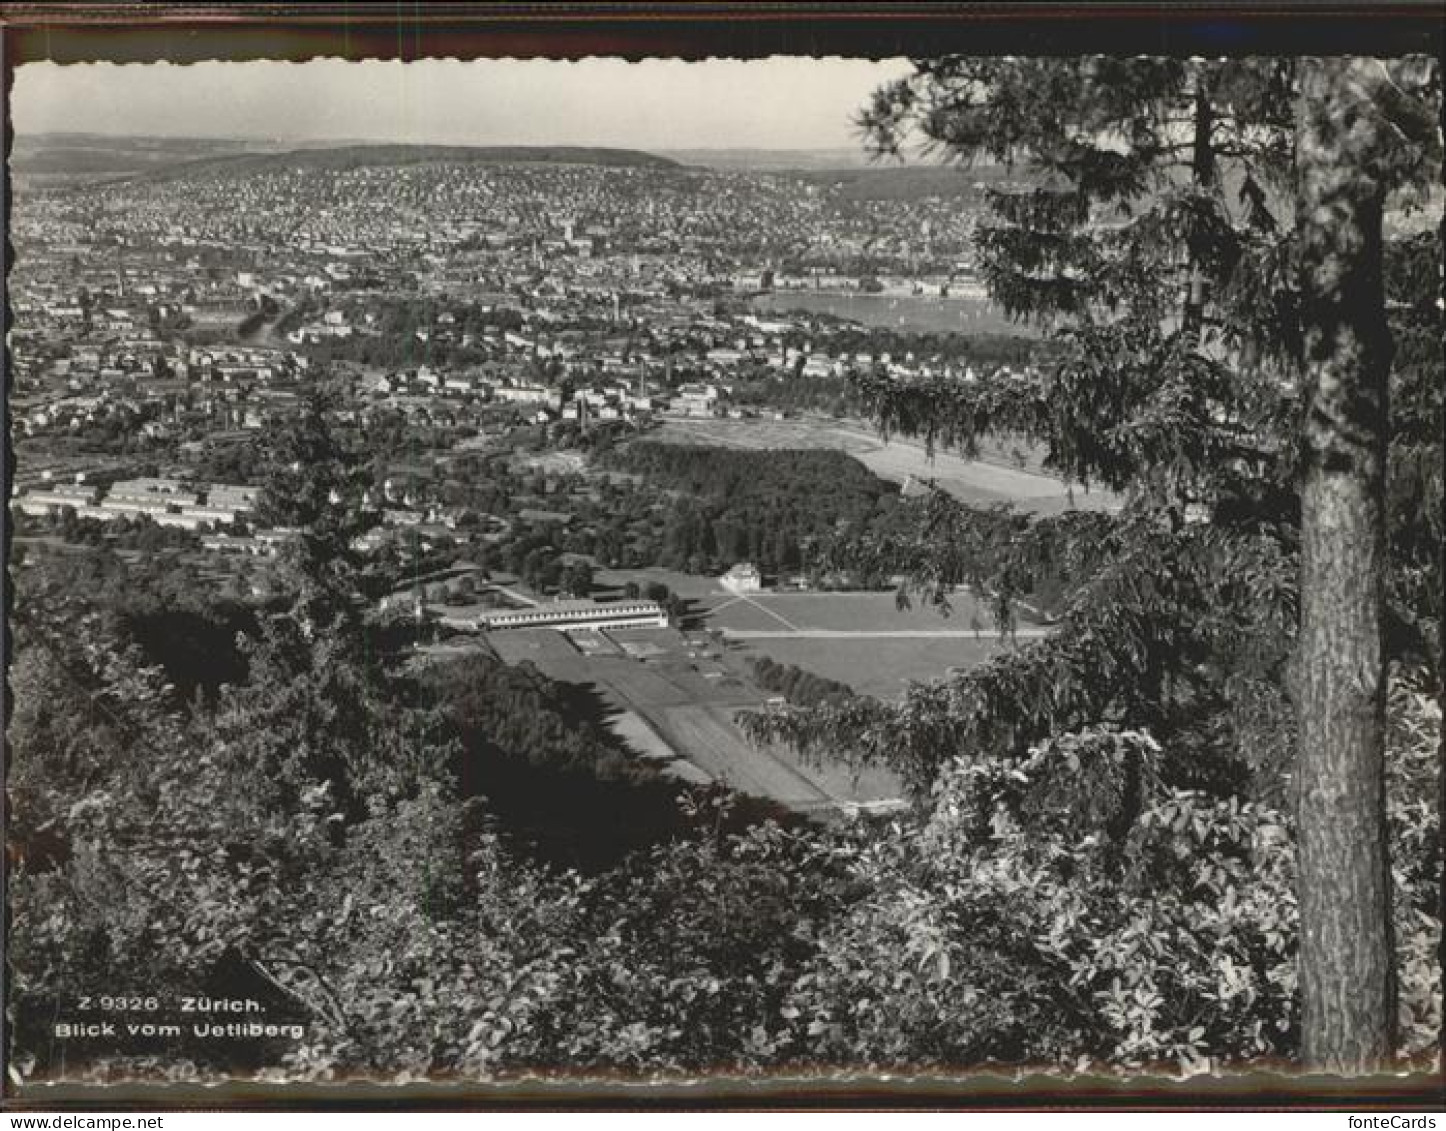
[3,3,1445,64]
[3,0,1444,1114]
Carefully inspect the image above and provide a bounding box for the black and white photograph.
[3,4,1443,1111]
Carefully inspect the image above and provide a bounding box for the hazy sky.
[12,57,914,151]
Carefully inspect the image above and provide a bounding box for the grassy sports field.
[701,589,1010,632]
[721,634,1016,702]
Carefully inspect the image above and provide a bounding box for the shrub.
[777,675,1440,1075]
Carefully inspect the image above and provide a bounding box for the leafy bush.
[774,682,1439,1075]
[1386,671,1443,1059]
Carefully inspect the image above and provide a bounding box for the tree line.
[600,440,897,576]
[747,655,857,708]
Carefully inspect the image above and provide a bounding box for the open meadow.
[722,634,1015,701]
[701,589,1016,632]
[698,590,1041,698]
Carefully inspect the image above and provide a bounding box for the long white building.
[476,599,668,632]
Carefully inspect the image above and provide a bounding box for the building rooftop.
[489,598,664,619]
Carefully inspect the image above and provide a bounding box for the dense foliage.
[774,691,1439,1074]
[601,441,898,575]
[1382,230,1444,669]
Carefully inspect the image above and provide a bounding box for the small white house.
[721,562,764,594]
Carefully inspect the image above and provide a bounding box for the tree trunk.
[1293,57,1396,1074]
[1183,80,1217,340]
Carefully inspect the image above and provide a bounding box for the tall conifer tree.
[747,55,1440,1068]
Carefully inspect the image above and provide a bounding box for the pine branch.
[847,325,1289,507]
[744,520,1196,791]
[743,518,1299,798]
[846,363,1050,460]
[815,492,1121,632]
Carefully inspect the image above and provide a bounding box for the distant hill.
[119,143,682,185]
[11,136,683,189]
[10,133,306,181]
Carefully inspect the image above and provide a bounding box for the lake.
[749,290,1036,336]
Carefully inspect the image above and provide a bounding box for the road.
[717,627,1053,640]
